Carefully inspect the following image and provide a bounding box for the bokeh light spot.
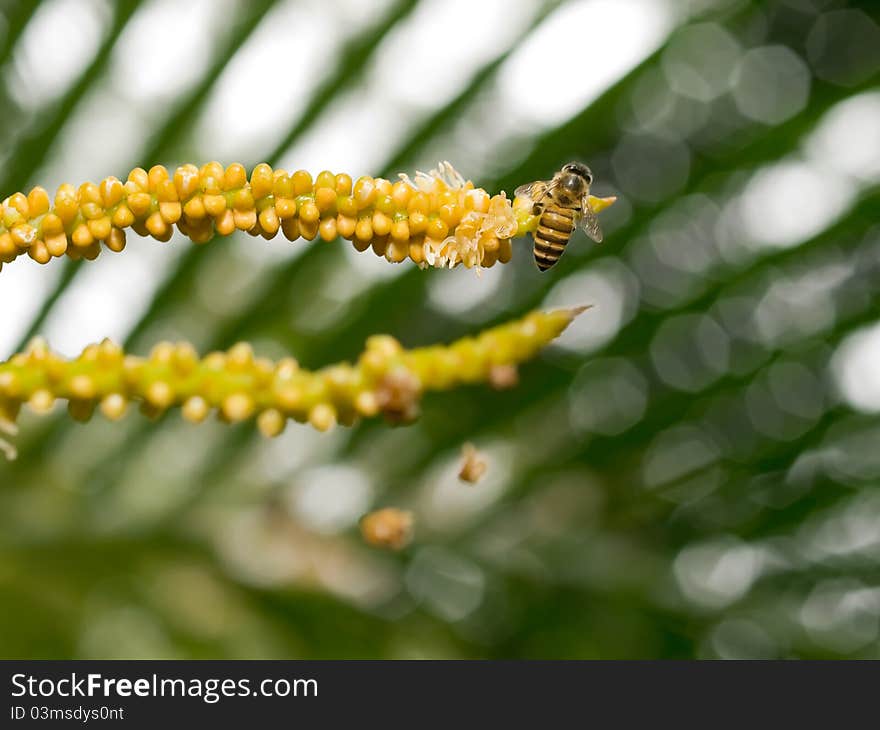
[732,45,810,125]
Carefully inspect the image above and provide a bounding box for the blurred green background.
[1,0,880,659]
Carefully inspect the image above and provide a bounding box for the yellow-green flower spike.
[0,308,585,458]
[0,162,616,272]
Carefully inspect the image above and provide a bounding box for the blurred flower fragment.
[458,443,488,484]
[360,507,414,550]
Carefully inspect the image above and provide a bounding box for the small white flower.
[400,161,468,193]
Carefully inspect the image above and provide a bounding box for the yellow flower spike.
[0,161,614,272]
[0,308,584,457]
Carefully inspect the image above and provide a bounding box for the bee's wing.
[579,195,603,243]
[514,180,551,205]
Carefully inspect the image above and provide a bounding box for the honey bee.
[515,162,603,272]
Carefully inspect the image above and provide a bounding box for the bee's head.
[562,162,593,184]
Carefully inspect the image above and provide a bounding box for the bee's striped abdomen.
[533,205,574,271]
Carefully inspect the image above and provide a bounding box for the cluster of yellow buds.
[0,308,584,459]
[0,162,616,273]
